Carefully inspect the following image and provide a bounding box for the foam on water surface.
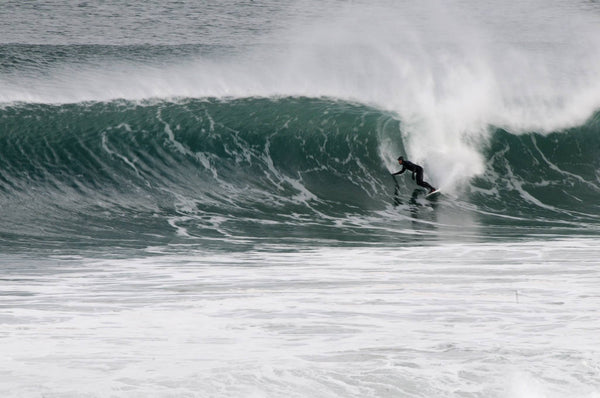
[1,239,599,397]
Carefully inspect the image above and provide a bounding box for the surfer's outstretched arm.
[391,167,406,176]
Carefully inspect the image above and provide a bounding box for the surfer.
[391,156,437,193]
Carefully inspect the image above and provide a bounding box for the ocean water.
[1,1,600,397]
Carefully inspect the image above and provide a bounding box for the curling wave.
[0,97,599,250]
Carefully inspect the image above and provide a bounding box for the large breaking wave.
[1,97,599,250]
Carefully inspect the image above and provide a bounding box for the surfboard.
[425,189,441,198]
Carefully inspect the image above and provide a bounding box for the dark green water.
[1,98,599,252]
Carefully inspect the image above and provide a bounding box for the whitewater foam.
[2,239,600,397]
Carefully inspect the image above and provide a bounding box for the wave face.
[473,116,600,222]
[1,98,599,251]
[2,1,600,251]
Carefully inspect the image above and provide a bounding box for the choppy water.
[1,1,600,397]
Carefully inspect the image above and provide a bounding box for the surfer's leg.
[416,169,435,192]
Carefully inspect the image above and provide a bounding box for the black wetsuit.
[392,160,435,192]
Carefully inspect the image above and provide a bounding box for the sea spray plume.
[274,2,499,190]
[274,1,600,190]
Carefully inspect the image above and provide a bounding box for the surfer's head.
[397,156,404,164]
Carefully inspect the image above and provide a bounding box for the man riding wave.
[391,156,437,194]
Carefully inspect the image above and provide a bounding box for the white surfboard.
[425,189,441,198]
